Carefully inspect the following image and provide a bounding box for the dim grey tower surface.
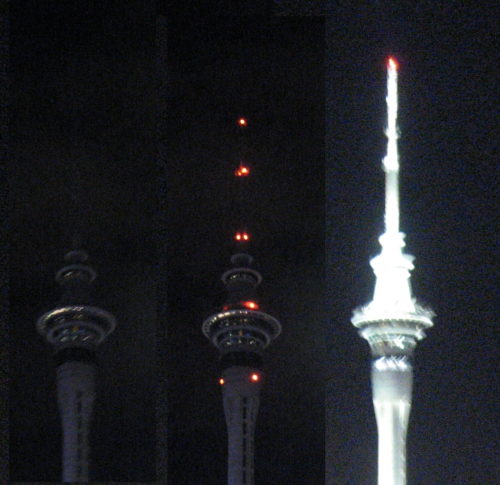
[202,117,281,485]
[36,249,116,482]
[202,253,281,485]
[351,58,434,485]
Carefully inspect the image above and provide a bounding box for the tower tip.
[387,56,399,71]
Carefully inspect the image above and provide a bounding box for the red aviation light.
[234,231,250,242]
[237,117,248,127]
[219,378,225,386]
[387,56,399,71]
[250,373,260,382]
[242,301,259,310]
[235,164,250,177]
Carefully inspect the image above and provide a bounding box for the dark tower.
[36,249,115,482]
[202,118,281,485]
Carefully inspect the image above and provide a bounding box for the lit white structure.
[203,253,281,485]
[351,57,434,485]
[37,249,115,482]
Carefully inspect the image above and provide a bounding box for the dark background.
[6,1,498,484]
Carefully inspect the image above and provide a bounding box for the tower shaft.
[372,356,412,485]
[56,360,96,482]
[222,366,261,485]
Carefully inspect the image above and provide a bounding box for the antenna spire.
[383,56,400,236]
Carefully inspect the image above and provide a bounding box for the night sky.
[6,2,498,484]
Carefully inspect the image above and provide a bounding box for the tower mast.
[351,57,434,485]
[37,249,115,482]
[202,118,281,485]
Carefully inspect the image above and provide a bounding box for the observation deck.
[36,249,115,350]
[202,253,281,355]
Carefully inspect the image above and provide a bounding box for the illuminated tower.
[36,248,116,482]
[351,58,434,485]
[202,118,281,485]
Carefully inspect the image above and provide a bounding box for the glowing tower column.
[351,58,434,485]
[36,249,116,482]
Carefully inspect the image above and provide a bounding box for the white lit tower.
[351,57,434,485]
[202,118,281,485]
[36,248,116,482]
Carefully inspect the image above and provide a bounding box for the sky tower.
[202,118,281,485]
[351,57,434,485]
[36,248,116,482]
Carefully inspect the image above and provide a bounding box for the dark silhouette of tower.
[202,118,281,485]
[36,248,115,482]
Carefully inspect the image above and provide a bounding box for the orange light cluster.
[250,373,259,382]
[235,165,250,177]
[237,117,248,127]
[242,301,259,310]
[219,378,225,385]
[234,232,250,242]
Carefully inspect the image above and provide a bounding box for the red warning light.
[387,56,399,71]
[219,378,225,386]
[235,164,250,177]
[235,232,250,242]
[242,301,259,310]
[250,373,260,382]
[237,118,248,127]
